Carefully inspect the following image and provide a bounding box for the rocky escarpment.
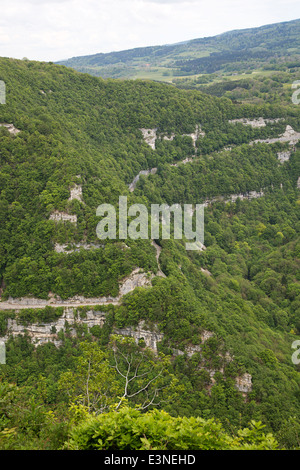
[0,268,153,310]
[0,308,107,348]
[140,125,205,151]
[131,125,205,190]
[229,117,284,128]
[114,320,164,351]
[0,311,252,396]
[0,311,161,351]
[250,125,300,146]
[181,124,205,147]
[132,119,299,193]
[203,190,265,206]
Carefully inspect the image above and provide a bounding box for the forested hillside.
[57,19,300,80]
[57,19,300,111]
[0,57,299,450]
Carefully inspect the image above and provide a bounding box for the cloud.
[139,0,198,3]
[26,0,72,3]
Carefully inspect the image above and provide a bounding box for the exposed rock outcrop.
[250,125,300,146]
[49,211,77,224]
[128,168,157,192]
[160,124,205,151]
[170,156,194,167]
[0,312,163,352]
[0,123,21,135]
[0,310,252,396]
[235,373,253,394]
[69,184,83,202]
[0,308,107,347]
[201,268,212,276]
[182,124,205,147]
[140,128,157,149]
[114,320,164,351]
[229,117,283,128]
[277,151,291,163]
[151,240,166,278]
[172,330,215,358]
[0,269,153,310]
[140,125,205,151]
[163,133,175,141]
[203,190,264,206]
[54,243,104,254]
[118,268,153,297]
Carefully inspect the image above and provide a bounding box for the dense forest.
[0,56,299,450]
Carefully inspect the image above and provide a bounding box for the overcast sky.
[1,0,300,62]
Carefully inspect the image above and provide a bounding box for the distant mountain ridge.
[57,18,300,79]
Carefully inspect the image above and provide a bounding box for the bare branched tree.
[109,335,178,411]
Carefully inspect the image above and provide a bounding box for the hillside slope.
[0,57,299,448]
[56,19,300,80]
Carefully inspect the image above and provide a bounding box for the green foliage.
[0,56,299,450]
[67,406,279,450]
[58,342,120,414]
[57,19,300,83]
[0,380,68,450]
[108,335,179,411]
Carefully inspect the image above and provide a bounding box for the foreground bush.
[67,407,279,450]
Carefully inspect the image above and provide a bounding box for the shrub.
[67,407,279,450]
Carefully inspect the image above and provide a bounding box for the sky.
[1,0,300,62]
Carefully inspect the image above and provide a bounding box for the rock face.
[201,268,212,276]
[229,117,283,128]
[0,270,157,347]
[277,151,291,163]
[163,133,175,141]
[0,311,163,352]
[0,308,107,347]
[114,320,164,351]
[170,156,194,167]
[0,123,21,135]
[172,330,215,358]
[49,211,77,224]
[128,168,157,192]
[235,373,253,394]
[134,124,206,186]
[182,124,205,147]
[0,269,153,310]
[0,309,253,396]
[118,268,153,297]
[151,240,166,278]
[140,125,205,151]
[140,128,157,149]
[203,190,264,207]
[250,125,300,146]
[69,184,83,202]
[54,243,104,254]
